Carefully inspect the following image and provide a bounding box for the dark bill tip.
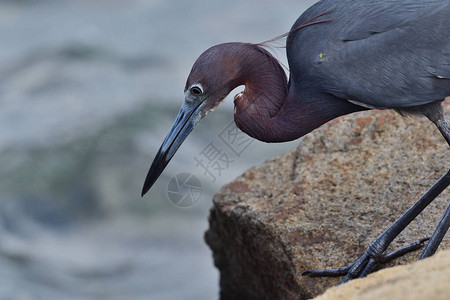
[141,101,202,197]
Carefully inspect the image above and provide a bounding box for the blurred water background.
[0,0,315,299]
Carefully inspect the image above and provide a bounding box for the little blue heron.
[142,0,449,282]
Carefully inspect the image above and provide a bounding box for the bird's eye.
[190,86,203,96]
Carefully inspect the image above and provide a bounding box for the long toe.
[302,237,429,282]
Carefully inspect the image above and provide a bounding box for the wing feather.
[288,0,450,108]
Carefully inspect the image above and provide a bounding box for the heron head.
[141,43,242,196]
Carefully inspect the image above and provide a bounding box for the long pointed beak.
[141,101,204,196]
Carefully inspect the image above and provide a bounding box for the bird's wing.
[288,0,450,108]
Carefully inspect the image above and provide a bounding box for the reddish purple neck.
[231,44,320,142]
[231,43,363,142]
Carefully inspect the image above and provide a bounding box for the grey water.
[0,0,314,299]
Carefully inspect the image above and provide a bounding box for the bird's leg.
[420,204,450,259]
[419,116,450,258]
[434,117,450,146]
[303,168,450,282]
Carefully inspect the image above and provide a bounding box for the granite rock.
[205,101,449,299]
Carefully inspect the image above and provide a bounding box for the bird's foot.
[302,237,429,284]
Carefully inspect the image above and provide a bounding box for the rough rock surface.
[312,250,450,300]
[205,102,449,300]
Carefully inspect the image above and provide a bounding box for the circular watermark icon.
[167,173,202,208]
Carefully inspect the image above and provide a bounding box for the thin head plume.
[254,43,290,74]
[257,9,335,48]
[253,9,335,74]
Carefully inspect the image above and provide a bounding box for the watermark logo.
[193,121,254,183]
[193,141,234,182]
[167,173,202,208]
[219,121,254,156]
